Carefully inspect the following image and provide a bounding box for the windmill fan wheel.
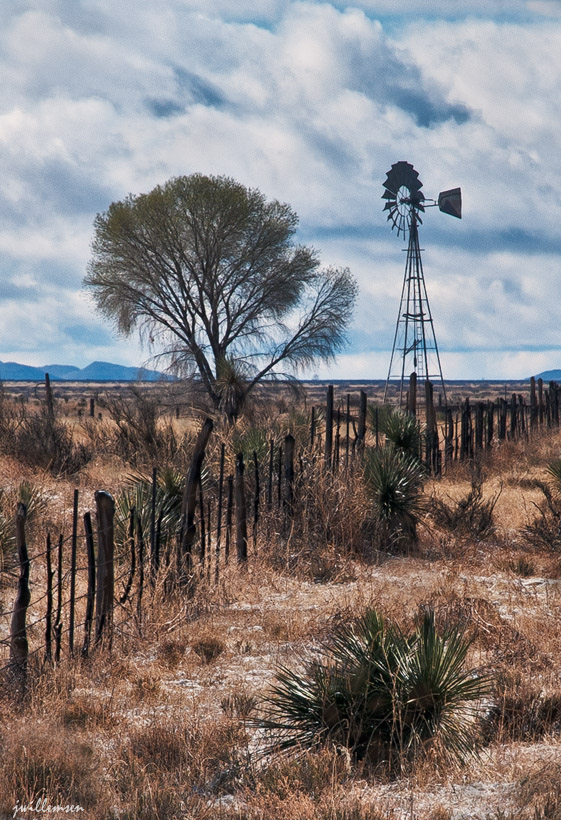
[382,161,425,237]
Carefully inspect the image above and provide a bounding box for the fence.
[1,376,559,691]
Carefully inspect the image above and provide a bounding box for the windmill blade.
[438,188,462,219]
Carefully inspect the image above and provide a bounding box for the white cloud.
[0,2,559,377]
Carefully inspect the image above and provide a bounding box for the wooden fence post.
[82,512,96,658]
[179,418,213,582]
[284,434,295,514]
[225,475,233,564]
[310,406,316,449]
[136,516,144,629]
[425,380,438,474]
[486,401,494,448]
[45,373,55,423]
[345,394,350,469]
[510,394,517,439]
[267,438,274,508]
[94,490,115,648]
[10,503,30,690]
[460,398,472,459]
[120,509,136,605]
[54,534,63,663]
[215,443,225,583]
[475,403,484,452]
[253,450,260,550]
[69,489,79,656]
[325,385,334,467]
[357,390,367,451]
[530,377,537,430]
[150,466,158,587]
[409,372,417,417]
[445,408,454,467]
[235,453,248,564]
[277,444,283,508]
[198,479,206,568]
[45,533,53,664]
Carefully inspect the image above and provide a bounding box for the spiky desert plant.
[546,459,561,492]
[258,609,490,768]
[114,467,186,558]
[369,406,423,460]
[364,446,425,550]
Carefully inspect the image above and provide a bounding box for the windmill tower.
[382,161,461,411]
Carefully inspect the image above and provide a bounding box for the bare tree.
[84,174,357,419]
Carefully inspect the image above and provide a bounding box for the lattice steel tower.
[382,161,461,409]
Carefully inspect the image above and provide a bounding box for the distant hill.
[0,360,168,382]
[0,361,51,380]
[534,370,561,381]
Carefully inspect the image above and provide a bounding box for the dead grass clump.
[514,761,561,819]
[9,411,92,475]
[192,634,226,663]
[0,719,104,814]
[61,693,116,729]
[221,690,258,718]
[157,636,188,667]
[483,669,561,743]
[111,715,250,818]
[126,720,194,772]
[430,470,500,540]
[255,747,351,801]
[131,670,162,702]
[522,481,561,551]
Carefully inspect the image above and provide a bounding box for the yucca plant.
[522,459,561,551]
[257,609,490,769]
[546,459,561,491]
[364,446,425,550]
[114,467,187,558]
[369,406,423,460]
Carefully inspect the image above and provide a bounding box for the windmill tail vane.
[382,161,461,412]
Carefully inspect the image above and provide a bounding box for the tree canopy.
[84,173,357,417]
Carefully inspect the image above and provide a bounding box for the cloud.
[0,1,559,377]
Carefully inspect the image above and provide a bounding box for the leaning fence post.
[10,503,30,690]
[235,453,248,564]
[120,509,136,605]
[179,418,213,583]
[82,512,96,658]
[94,490,115,649]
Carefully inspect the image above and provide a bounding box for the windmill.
[382,161,461,412]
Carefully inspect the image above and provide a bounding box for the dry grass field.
[0,379,560,819]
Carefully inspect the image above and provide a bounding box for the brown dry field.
[0,380,560,819]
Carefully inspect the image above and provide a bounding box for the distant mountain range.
[0,360,168,382]
[534,370,561,381]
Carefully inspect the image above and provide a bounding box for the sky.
[1,1,561,380]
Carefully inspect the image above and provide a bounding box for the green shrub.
[364,447,425,550]
[258,608,490,769]
[368,406,423,460]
